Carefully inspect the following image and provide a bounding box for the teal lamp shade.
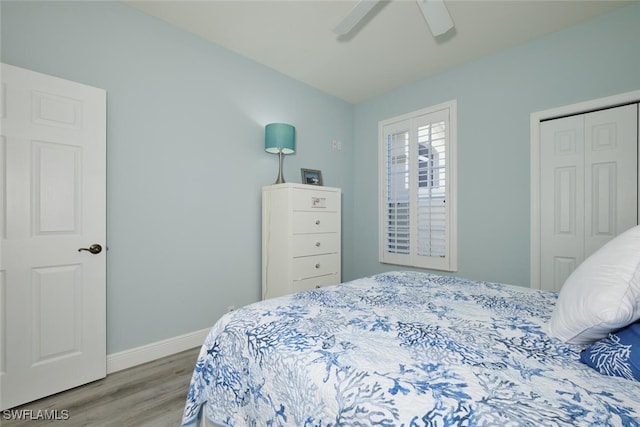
[265,123,295,183]
[265,123,295,154]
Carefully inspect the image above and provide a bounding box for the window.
[378,101,457,271]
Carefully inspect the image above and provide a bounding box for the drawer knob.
[315,263,320,269]
[315,219,320,225]
[315,242,321,247]
[315,285,320,289]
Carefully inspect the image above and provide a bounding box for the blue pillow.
[580,321,640,382]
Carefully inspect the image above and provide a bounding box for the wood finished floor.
[3,347,200,427]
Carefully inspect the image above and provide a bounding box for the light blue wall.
[1,1,354,353]
[3,1,640,355]
[347,2,640,286]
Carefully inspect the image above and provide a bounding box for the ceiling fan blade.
[333,0,381,36]
[416,0,454,37]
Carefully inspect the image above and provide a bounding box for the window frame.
[378,100,458,271]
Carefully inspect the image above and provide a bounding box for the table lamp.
[265,123,296,184]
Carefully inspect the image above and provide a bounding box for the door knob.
[78,244,102,254]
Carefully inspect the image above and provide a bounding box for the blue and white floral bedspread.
[182,271,640,426]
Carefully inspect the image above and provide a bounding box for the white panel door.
[584,105,638,257]
[0,63,106,409]
[540,104,638,291]
[540,115,585,292]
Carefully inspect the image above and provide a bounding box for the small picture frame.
[301,168,323,186]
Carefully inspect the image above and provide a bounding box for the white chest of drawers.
[262,183,341,300]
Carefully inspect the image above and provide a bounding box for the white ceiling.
[124,0,630,104]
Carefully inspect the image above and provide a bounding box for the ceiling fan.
[333,0,454,38]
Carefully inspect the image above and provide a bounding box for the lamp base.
[274,150,285,184]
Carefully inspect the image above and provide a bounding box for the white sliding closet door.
[539,103,638,291]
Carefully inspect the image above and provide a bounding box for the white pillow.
[548,224,640,345]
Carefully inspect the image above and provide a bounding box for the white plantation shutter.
[379,101,457,271]
[386,128,410,255]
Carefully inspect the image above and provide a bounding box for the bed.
[181,270,640,426]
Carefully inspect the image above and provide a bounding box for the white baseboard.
[106,328,210,374]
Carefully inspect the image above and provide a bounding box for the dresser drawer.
[292,233,339,257]
[292,211,339,234]
[293,273,340,293]
[292,188,340,212]
[292,253,339,280]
